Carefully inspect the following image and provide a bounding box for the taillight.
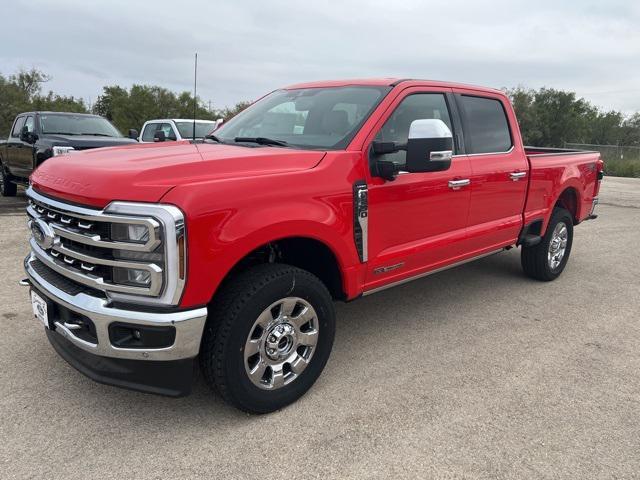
[594,157,604,195]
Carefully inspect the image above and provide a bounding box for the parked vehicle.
[23,79,603,413]
[138,119,220,143]
[0,112,138,196]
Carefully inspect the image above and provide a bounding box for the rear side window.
[11,117,25,137]
[459,95,512,154]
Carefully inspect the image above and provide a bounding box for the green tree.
[218,101,251,121]
[93,84,216,133]
[0,68,86,135]
[505,86,633,147]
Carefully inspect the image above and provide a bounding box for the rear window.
[459,95,512,154]
[175,122,215,139]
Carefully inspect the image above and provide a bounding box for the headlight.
[111,223,150,243]
[52,146,75,156]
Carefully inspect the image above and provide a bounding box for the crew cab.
[138,119,220,143]
[0,112,137,196]
[23,79,603,413]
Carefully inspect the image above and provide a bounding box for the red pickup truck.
[24,79,603,413]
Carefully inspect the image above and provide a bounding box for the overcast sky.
[1,0,639,114]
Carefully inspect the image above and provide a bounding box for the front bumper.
[25,254,208,396]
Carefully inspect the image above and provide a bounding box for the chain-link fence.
[565,143,640,178]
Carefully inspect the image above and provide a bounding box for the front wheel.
[200,264,336,413]
[521,207,574,281]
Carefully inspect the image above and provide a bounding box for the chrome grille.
[25,187,186,307]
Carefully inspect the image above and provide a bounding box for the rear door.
[454,90,528,252]
[363,87,473,290]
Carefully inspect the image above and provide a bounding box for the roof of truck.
[284,78,505,96]
[144,119,217,123]
[16,111,102,117]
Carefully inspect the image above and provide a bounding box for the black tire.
[200,263,335,413]
[0,161,17,197]
[521,207,573,281]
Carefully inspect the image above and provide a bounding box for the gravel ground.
[1,177,639,479]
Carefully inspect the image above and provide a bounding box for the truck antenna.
[193,52,198,141]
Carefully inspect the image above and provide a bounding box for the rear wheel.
[0,161,17,197]
[521,207,573,281]
[200,263,335,413]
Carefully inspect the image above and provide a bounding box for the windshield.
[39,114,123,137]
[215,86,391,149]
[175,121,216,139]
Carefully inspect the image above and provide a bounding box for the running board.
[362,248,505,296]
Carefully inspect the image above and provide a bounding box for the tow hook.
[19,278,30,287]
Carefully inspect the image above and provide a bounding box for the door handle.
[448,179,471,190]
[510,171,527,181]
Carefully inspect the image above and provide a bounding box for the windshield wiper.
[46,132,78,135]
[234,137,289,147]
[80,133,113,137]
[204,134,224,143]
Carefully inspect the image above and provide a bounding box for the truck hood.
[30,141,326,208]
[43,134,138,149]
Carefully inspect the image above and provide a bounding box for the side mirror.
[128,129,139,140]
[405,119,453,173]
[20,126,36,144]
[153,130,166,142]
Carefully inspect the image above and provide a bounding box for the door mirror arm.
[371,141,407,181]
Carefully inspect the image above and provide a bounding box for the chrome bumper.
[24,254,207,361]
[590,196,599,216]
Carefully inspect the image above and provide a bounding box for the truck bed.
[523,146,602,231]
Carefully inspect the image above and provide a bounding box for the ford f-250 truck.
[23,79,603,413]
[0,111,137,196]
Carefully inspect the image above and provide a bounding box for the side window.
[11,117,26,138]
[459,95,512,154]
[159,123,176,140]
[374,93,453,165]
[24,116,35,133]
[141,123,159,141]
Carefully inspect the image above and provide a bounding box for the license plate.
[31,290,49,328]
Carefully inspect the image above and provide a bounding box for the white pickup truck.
[138,118,221,143]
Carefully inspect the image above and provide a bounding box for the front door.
[14,115,36,176]
[5,116,27,178]
[363,88,472,291]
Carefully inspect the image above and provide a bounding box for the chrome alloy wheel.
[548,222,569,270]
[244,297,319,390]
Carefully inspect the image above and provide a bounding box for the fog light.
[109,323,176,349]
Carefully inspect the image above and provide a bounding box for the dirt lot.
[1,177,639,479]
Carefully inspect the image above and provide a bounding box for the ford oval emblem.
[31,219,56,250]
